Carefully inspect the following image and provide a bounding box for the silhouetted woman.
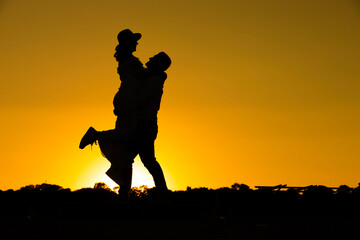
[80,29,148,197]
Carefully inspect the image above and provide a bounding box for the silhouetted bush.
[231,183,250,191]
[129,185,149,200]
[93,182,112,191]
[1,182,360,219]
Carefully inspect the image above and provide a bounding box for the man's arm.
[116,74,165,113]
[117,56,148,82]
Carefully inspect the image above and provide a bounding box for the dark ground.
[1,184,359,240]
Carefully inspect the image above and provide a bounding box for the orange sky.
[1,0,359,191]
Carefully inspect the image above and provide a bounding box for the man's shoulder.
[118,55,147,76]
[145,72,166,91]
[150,72,167,81]
[129,55,142,63]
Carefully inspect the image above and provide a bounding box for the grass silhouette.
[1,182,359,239]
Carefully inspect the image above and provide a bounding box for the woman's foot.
[79,127,98,149]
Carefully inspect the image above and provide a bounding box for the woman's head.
[146,52,172,72]
[114,29,141,61]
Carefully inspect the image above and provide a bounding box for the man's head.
[146,52,172,73]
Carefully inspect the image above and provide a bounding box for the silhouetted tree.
[19,184,36,192]
[351,183,360,198]
[337,185,352,196]
[93,182,112,191]
[231,183,250,191]
[35,183,63,192]
[129,185,149,199]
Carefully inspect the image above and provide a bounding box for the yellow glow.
[1,0,360,191]
[73,157,114,190]
[73,155,177,190]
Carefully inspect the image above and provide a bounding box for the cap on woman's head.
[117,29,141,43]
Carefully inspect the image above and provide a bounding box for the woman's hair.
[114,44,122,62]
[114,41,135,62]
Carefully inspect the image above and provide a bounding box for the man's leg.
[139,146,168,191]
[137,120,168,191]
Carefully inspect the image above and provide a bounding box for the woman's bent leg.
[106,164,132,199]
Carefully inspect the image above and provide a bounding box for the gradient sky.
[1,0,359,191]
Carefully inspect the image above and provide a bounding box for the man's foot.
[79,127,98,149]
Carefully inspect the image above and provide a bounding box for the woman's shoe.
[79,127,98,149]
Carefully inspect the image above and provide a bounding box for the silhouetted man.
[118,52,172,192]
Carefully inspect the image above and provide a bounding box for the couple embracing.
[79,29,171,198]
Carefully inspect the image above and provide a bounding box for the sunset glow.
[73,156,161,190]
[1,0,359,191]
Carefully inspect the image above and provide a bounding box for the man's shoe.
[79,127,98,149]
